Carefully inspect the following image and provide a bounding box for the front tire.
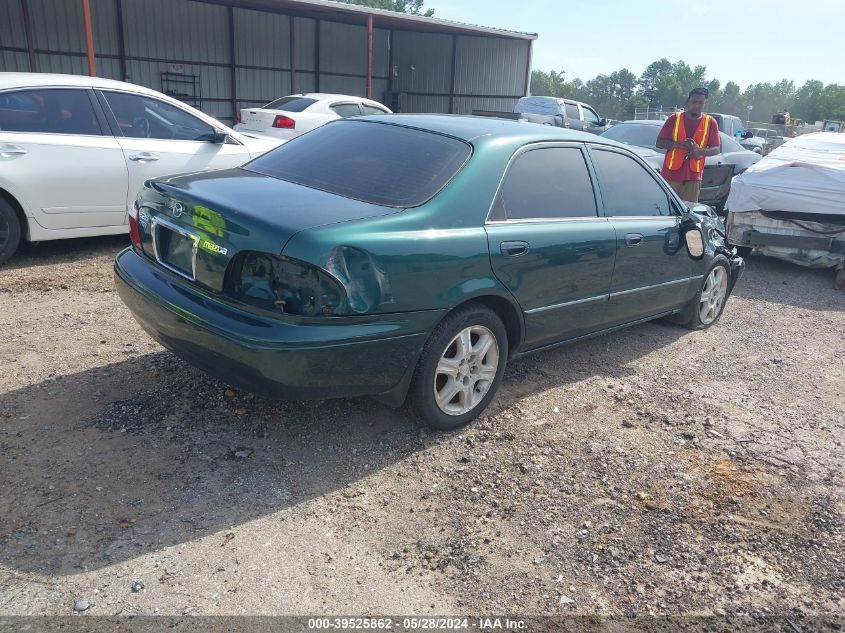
[408,303,508,431]
[672,257,732,330]
[0,198,22,265]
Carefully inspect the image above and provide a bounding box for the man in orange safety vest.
[656,87,721,203]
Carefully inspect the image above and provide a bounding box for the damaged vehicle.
[600,120,761,211]
[115,116,744,429]
[726,132,845,288]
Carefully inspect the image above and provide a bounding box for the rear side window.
[591,149,671,217]
[331,103,363,118]
[246,120,472,207]
[0,88,101,135]
[362,104,389,115]
[263,96,317,111]
[495,147,597,220]
[565,103,580,119]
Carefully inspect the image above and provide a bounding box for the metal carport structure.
[0,0,536,124]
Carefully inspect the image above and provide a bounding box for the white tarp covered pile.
[726,132,845,216]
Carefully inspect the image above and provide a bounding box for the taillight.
[235,110,242,124]
[129,200,142,250]
[272,115,296,129]
[229,252,345,317]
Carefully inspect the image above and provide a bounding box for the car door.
[485,144,617,350]
[588,145,694,325]
[98,90,251,212]
[0,87,128,231]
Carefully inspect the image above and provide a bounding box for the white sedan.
[234,93,392,140]
[0,73,283,264]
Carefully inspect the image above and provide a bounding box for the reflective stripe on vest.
[665,113,711,173]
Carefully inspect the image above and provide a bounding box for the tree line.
[531,59,845,124]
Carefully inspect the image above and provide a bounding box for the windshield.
[263,96,317,112]
[245,120,472,208]
[600,123,660,148]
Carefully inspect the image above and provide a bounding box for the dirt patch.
[0,239,843,618]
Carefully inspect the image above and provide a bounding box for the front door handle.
[625,233,643,247]
[129,152,160,162]
[500,240,530,258]
[0,144,27,157]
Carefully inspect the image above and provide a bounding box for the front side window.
[0,88,100,135]
[495,147,597,220]
[331,103,363,118]
[591,149,671,217]
[246,120,471,208]
[102,91,214,141]
[583,107,601,125]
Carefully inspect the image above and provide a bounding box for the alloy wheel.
[433,325,499,416]
[699,267,728,325]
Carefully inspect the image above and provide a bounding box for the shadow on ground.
[0,317,689,577]
[732,254,844,312]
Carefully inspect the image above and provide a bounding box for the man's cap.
[688,87,709,99]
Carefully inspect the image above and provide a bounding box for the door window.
[591,149,671,217]
[583,107,601,125]
[494,147,597,220]
[564,103,580,119]
[102,91,214,141]
[331,103,363,118]
[0,88,101,135]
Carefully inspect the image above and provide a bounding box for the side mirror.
[212,129,230,144]
[684,227,705,258]
[599,118,608,127]
[742,131,754,139]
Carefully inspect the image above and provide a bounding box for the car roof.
[290,93,386,105]
[353,114,625,146]
[614,119,664,125]
[0,72,166,98]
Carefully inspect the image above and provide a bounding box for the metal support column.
[228,6,237,123]
[115,0,127,80]
[81,0,96,76]
[20,0,37,72]
[314,19,320,92]
[449,35,457,114]
[366,14,373,99]
[289,15,296,94]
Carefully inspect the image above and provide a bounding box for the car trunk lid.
[136,167,396,292]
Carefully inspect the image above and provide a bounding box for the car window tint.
[0,88,101,135]
[331,103,363,118]
[591,149,671,217]
[583,107,600,125]
[498,147,597,220]
[565,103,580,119]
[263,96,317,111]
[361,105,389,115]
[102,91,214,141]
[246,120,471,208]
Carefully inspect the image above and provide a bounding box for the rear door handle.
[625,233,643,247]
[500,240,530,258]
[0,144,27,157]
[129,152,160,162]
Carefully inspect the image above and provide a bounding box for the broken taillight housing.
[228,251,345,317]
[129,200,143,250]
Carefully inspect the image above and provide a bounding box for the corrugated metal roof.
[203,0,537,40]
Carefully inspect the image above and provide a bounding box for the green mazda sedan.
[115,115,744,429]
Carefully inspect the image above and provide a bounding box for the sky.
[428,0,841,89]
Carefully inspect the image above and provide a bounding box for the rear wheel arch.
[0,187,28,239]
[444,294,524,356]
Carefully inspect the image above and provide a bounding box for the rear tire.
[671,257,732,330]
[0,198,22,265]
[408,303,508,431]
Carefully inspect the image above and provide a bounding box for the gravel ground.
[0,236,843,622]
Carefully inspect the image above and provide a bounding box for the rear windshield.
[263,96,317,112]
[514,97,561,115]
[601,123,660,148]
[244,120,472,207]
